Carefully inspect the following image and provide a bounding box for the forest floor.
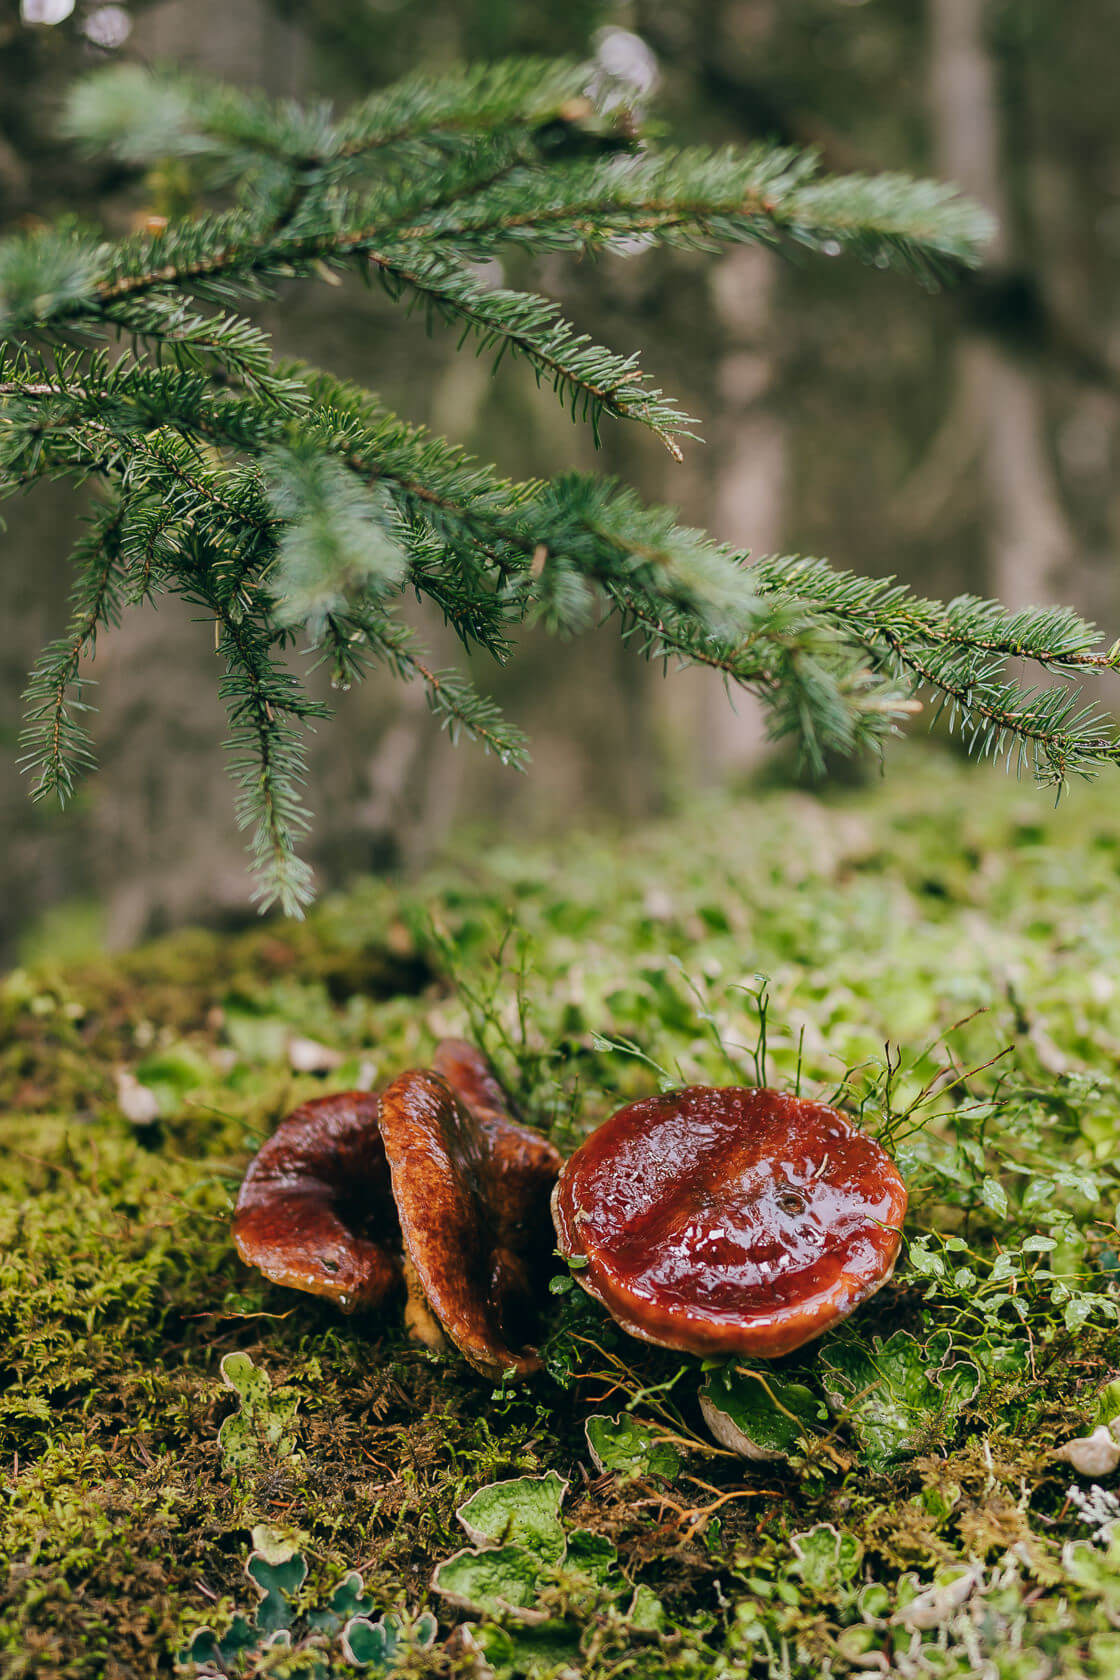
[3,751,1120,1680]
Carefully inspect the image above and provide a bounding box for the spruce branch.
[1,55,1112,911]
[63,59,598,176]
[262,446,407,637]
[6,354,1115,803]
[329,59,597,163]
[100,296,305,406]
[181,562,327,916]
[752,557,1120,673]
[349,609,530,769]
[751,558,1119,784]
[18,505,125,805]
[387,145,992,277]
[313,606,529,770]
[367,250,697,456]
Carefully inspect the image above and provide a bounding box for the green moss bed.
[4,754,1120,1680]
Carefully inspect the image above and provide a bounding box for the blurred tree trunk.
[926,0,1073,612]
[661,0,785,783]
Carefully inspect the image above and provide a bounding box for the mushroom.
[378,1041,563,1377]
[552,1084,907,1359]
[232,1041,562,1378]
[232,1090,401,1312]
[1053,1419,1120,1478]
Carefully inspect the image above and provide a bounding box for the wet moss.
[4,753,1120,1678]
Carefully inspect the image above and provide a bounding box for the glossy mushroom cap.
[232,1091,401,1313]
[432,1039,563,1287]
[552,1085,907,1359]
[379,1043,563,1378]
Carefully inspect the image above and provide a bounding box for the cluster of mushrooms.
[233,1040,908,1381]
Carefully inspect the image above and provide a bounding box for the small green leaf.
[432,1543,549,1621]
[247,1550,307,1634]
[306,1570,375,1633]
[1065,1294,1099,1333]
[184,1627,221,1668]
[249,1523,302,1567]
[217,1352,301,1477]
[222,1005,291,1062]
[414,1612,438,1646]
[459,1621,582,1678]
[565,1528,618,1586]
[820,1330,980,1471]
[585,1413,680,1481]
[1095,1378,1120,1430]
[790,1524,864,1593]
[699,1363,825,1460]
[181,1611,258,1671]
[628,1583,666,1633]
[132,1042,211,1114]
[972,1337,1028,1378]
[455,1471,568,1563]
[341,1616,392,1669]
[341,1609,438,1669]
[980,1176,1008,1218]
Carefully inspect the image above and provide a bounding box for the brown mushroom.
[232,1091,401,1312]
[552,1084,907,1359]
[232,1041,562,1379]
[433,1039,563,1293]
[378,1042,563,1378]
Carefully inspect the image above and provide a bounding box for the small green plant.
[583,1412,681,1481]
[819,1329,981,1473]
[217,1351,302,1482]
[182,1527,437,1676]
[432,1471,664,1672]
[699,1363,828,1463]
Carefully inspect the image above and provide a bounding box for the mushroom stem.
[402,1252,449,1352]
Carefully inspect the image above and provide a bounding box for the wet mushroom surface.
[552,1084,907,1359]
[232,1041,562,1377]
[232,1090,401,1313]
[379,1043,563,1378]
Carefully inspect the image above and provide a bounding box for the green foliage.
[819,1330,981,1473]
[217,1352,303,1481]
[6,55,1113,913]
[699,1363,827,1462]
[182,1527,438,1676]
[341,1608,439,1671]
[584,1412,681,1480]
[452,1471,570,1565]
[432,1469,663,1671]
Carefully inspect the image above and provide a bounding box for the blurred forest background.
[2,0,1118,961]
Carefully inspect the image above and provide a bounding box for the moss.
[5,751,1120,1678]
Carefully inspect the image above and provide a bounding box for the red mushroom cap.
[379,1046,563,1377]
[232,1091,401,1313]
[552,1085,907,1359]
[432,1039,563,1276]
